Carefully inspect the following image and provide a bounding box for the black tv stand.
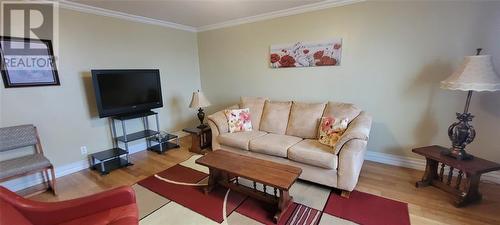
[90,111,180,175]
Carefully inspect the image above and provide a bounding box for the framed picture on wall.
[270,38,342,68]
[0,36,60,88]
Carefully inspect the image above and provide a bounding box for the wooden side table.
[413,145,500,207]
[182,126,211,154]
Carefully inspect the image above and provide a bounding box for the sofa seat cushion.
[218,131,267,150]
[249,134,302,158]
[288,139,338,169]
[259,101,292,135]
[0,154,51,180]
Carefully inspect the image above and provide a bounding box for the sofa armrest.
[0,186,137,225]
[206,104,239,135]
[337,139,367,191]
[208,120,222,150]
[333,111,372,155]
[207,110,230,135]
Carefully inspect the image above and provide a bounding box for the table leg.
[205,168,220,194]
[274,190,293,223]
[456,174,482,207]
[416,158,438,188]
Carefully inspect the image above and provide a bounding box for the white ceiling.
[63,0,356,31]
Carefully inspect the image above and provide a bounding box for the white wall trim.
[57,0,198,32]
[1,131,189,192]
[365,151,500,184]
[56,0,364,33]
[197,0,365,32]
[4,141,498,192]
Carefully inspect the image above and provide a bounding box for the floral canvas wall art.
[269,39,342,68]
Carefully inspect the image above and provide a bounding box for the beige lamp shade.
[441,55,500,91]
[189,90,211,108]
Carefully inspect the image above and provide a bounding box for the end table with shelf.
[413,145,500,207]
[183,125,211,154]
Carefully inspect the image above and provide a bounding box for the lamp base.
[197,108,206,129]
[440,148,474,160]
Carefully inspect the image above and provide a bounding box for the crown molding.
[56,0,364,33]
[57,0,197,32]
[197,0,365,32]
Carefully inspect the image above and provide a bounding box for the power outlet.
[80,146,88,155]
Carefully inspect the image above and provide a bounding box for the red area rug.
[138,164,410,225]
[138,165,247,223]
[324,190,411,225]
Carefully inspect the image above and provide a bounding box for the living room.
[1,0,499,225]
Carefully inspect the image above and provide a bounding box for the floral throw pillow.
[318,116,348,147]
[224,108,253,133]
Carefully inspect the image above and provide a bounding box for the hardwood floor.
[26,136,500,225]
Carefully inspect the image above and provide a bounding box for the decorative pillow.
[318,116,348,147]
[224,108,253,133]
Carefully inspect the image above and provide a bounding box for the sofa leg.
[341,190,351,198]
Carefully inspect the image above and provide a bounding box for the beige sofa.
[207,97,372,192]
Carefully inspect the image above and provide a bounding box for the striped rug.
[285,205,321,225]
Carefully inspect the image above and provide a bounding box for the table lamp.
[440,48,500,160]
[189,90,211,128]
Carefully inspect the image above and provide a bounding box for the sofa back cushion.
[286,102,326,138]
[239,97,268,130]
[259,101,292,135]
[322,102,361,123]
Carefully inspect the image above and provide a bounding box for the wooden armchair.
[0,125,56,195]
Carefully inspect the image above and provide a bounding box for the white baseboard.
[3,139,498,192]
[365,151,500,184]
[1,131,189,192]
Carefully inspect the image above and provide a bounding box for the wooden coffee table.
[196,150,302,223]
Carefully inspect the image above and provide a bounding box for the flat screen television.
[91,69,163,118]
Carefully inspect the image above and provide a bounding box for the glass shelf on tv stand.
[90,148,132,175]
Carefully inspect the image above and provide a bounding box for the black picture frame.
[0,36,60,88]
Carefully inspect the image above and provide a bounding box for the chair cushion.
[57,203,138,225]
[259,101,292,135]
[286,102,326,139]
[239,97,268,130]
[322,102,361,123]
[218,131,267,150]
[0,154,51,180]
[249,134,302,158]
[288,139,338,169]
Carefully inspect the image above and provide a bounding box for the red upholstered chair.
[0,186,138,225]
